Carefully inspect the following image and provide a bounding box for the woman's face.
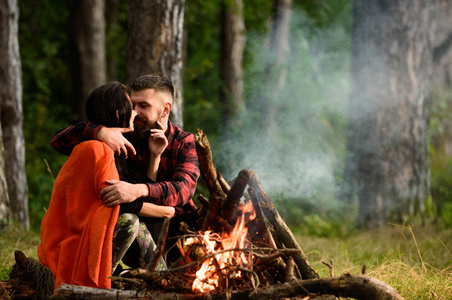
[126,94,137,131]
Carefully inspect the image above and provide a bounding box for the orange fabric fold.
[38,141,120,290]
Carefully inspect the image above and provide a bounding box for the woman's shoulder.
[73,140,114,157]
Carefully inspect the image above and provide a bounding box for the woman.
[38,82,174,290]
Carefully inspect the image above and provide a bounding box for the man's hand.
[100,180,148,207]
[148,121,168,157]
[97,127,136,157]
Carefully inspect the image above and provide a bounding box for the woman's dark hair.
[85,81,134,181]
[86,81,132,128]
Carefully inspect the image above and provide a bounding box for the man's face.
[131,88,166,136]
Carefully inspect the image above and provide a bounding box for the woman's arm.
[138,202,175,218]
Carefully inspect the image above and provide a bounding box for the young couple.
[38,74,200,289]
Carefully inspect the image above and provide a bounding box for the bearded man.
[51,74,200,266]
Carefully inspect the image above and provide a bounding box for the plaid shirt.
[51,122,200,216]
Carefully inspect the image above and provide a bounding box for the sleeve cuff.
[84,123,105,140]
[145,183,152,202]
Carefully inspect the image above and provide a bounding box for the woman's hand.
[100,180,148,207]
[97,127,136,157]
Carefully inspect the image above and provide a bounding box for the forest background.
[11,0,360,233]
[10,0,452,232]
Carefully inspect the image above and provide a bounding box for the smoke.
[214,8,352,217]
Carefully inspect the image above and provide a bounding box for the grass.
[298,223,452,299]
[1,223,451,299]
[0,226,40,281]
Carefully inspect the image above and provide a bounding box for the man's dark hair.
[130,74,174,100]
[86,81,132,128]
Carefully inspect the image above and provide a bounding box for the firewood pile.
[1,129,405,300]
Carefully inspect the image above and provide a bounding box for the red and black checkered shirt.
[51,121,200,216]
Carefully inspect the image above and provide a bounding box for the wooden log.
[0,250,54,300]
[53,283,200,299]
[247,186,276,248]
[194,129,226,198]
[217,171,231,194]
[248,171,319,280]
[201,193,223,231]
[239,274,405,300]
[196,194,210,208]
[222,169,251,223]
[54,274,404,300]
[148,217,171,272]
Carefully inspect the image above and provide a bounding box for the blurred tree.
[220,0,246,127]
[0,124,10,229]
[261,0,293,132]
[127,0,185,128]
[0,0,29,230]
[105,0,128,82]
[430,0,452,222]
[68,0,107,121]
[344,0,435,228]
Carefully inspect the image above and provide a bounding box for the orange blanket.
[38,141,120,290]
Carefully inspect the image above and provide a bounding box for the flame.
[192,202,255,293]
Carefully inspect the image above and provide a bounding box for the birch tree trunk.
[126,0,185,128]
[220,0,246,127]
[0,122,10,229]
[68,0,107,121]
[344,0,435,228]
[0,0,29,230]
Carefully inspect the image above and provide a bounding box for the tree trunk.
[432,0,452,95]
[0,0,29,230]
[68,0,107,121]
[105,0,121,81]
[0,121,9,229]
[430,0,452,220]
[344,0,435,228]
[220,0,246,127]
[127,0,185,128]
[261,0,293,132]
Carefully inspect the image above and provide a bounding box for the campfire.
[104,129,404,299]
[1,129,406,300]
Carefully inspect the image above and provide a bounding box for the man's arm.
[51,122,136,156]
[146,134,200,208]
[100,133,199,210]
[50,122,101,155]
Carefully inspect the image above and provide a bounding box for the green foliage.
[0,266,11,281]
[105,0,129,82]
[19,0,76,232]
[183,1,222,136]
[428,89,452,227]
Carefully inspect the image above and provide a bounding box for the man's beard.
[131,115,158,141]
